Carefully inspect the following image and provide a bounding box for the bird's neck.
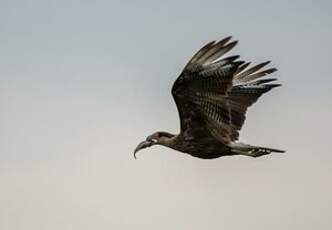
[158,133,177,148]
[158,134,183,152]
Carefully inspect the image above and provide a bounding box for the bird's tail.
[229,142,285,157]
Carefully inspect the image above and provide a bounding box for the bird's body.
[134,36,284,159]
[166,133,232,159]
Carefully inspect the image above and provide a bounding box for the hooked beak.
[133,140,154,159]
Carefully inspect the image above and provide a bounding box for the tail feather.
[230,142,285,157]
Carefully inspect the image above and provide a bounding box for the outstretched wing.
[172,36,281,144]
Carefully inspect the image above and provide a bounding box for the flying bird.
[134,36,284,159]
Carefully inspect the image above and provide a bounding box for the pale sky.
[1,0,332,229]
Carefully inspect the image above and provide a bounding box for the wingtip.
[268,83,282,88]
[268,67,278,73]
[220,36,233,43]
[229,40,238,47]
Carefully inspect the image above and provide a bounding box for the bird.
[134,36,284,159]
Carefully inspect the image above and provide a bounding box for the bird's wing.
[172,36,281,144]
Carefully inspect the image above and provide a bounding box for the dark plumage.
[134,36,284,159]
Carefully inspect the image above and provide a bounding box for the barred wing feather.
[172,37,281,145]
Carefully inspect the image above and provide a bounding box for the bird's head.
[133,132,175,159]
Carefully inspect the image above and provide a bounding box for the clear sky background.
[1,0,332,229]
